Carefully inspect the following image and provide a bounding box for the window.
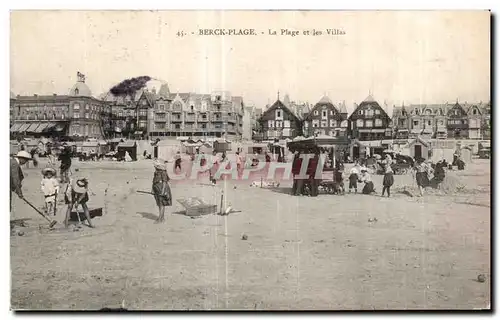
[159,104,165,111]
[473,109,477,115]
[175,124,181,129]
[275,121,283,128]
[74,112,80,119]
[321,120,327,127]
[414,108,419,115]
[190,105,194,112]
[139,120,147,128]
[330,119,336,127]
[276,110,282,119]
[330,110,334,115]
[375,119,383,127]
[61,113,65,120]
[341,120,348,128]
[268,120,274,128]
[312,120,319,127]
[43,113,47,120]
[74,88,79,95]
[365,120,373,128]
[438,120,444,126]
[139,109,147,117]
[156,123,165,130]
[427,120,432,126]
[413,120,419,126]
[425,109,432,115]
[202,114,207,119]
[284,120,290,127]
[356,119,364,127]
[156,113,166,120]
[375,109,380,115]
[74,104,80,110]
[358,110,363,115]
[314,110,319,115]
[322,110,327,118]
[85,104,90,110]
[85,113,89,119]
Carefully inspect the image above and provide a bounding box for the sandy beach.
[10,158,490,310]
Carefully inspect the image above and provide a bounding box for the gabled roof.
[349,96,390,120]
[304,96,341,121]
[409,136,431,148]
[363,94,375,103]
[317,95,332,104]
[260,99,300,122]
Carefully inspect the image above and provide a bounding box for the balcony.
[185,117,196,122]
[198,116,209,122]
[171,118,183,122]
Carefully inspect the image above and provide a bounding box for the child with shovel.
[64,176,95,229]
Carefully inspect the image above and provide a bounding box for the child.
[348,164,359,194]
[334,168,345,195]
[64,175,94,228]
[381,154,395,197]
[41,167,60,216]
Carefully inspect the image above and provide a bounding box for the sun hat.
[15,150,32,160]
[41,167,56,175]
[71,177,89,193]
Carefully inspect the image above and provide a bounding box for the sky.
[10,10,490,114]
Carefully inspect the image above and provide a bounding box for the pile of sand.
[437,171,466,194]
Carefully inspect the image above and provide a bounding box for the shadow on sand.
[267,187,293,195]
[136,212,159,221]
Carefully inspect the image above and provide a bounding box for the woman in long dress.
[152,161,173,224]
[414,157,431,197]
[381,154,394,197]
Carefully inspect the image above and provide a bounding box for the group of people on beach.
[10,143,96,230]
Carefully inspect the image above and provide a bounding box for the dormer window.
[75,88,79,95]
[473,109,477,115]
[190,105,194,112]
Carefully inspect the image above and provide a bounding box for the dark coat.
[10,157,24,196]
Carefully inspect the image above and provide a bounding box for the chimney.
[53,93,57,96]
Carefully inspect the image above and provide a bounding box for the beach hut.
[117,141,137,161]
[213,139,231,153]
[408,136,431,160]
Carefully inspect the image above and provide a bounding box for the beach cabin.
[213,139,231,153]
[408,136,432,160]
[117,141,137,161]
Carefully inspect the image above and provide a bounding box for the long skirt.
[383,172,394,187]
[362,181,375,194]
[415,172,429,187]
[153,183,172,207]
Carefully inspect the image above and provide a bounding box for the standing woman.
[209,150,219,185]
[414,157,430,197]
[381,154,394,197]
[152,161,173,224]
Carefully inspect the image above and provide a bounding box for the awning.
[410,129,422,134]
[45,122,58,131]
[371,129,386,133]
[437,127,447,132]
[358,129,371,133]
[134,131,143,135]
[397,129,409,132]
[10,123,24,133]
[422,128,434,134]
[18,123,31,132]
[34,123,49,133]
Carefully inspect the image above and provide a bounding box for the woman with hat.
[381,154,394,197]
[41,167,60,216]
[10,151,32,213]
[63,175,94,228]
[152,160,173,224]
[358,167,375,195]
